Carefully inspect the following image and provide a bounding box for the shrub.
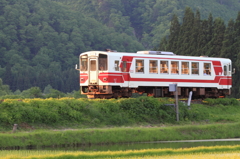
[203,98,240,106]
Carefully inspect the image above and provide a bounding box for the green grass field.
[1,97,240,158]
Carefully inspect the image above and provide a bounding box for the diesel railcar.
[76,50,233,99]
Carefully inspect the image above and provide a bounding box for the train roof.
[81,50,231,62]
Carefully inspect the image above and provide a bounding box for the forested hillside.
[0,0,144,93]
[1,0,240,97]
[54,0,240,48]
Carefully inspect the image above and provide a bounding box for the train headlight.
[103,77,108,81]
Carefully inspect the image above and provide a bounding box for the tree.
[0,78,12,96]
[2,64,13,89]
[167,14,180,51]
[206,17,225,57]
[231,12,240,97]
[220,19,236,59]
[190,9,201,56]
[45,89,65,98]
[43,84,53,94]
[21,87,43,98]
[177,7,194,55]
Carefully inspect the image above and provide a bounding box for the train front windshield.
[80,55,88,71]
[80,53,108,72]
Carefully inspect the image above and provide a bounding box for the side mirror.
[75,64,78,70]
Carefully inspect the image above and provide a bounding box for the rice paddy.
[1,145,240,159]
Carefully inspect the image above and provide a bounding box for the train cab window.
[98,54,108,71]
[136,59,144,73]
[171,61,179,74]
[181,62,189,75]
[80,56,88,71]
[192,62,199,75]
[160,61,168,74]
[149,60,158,73]
[115,60,119,71]
[203,63,211,75]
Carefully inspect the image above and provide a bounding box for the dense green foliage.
[0,82,86,99]
[1,0,240,96]
[158,7,240,97]
[54,0,240,48]
[0,97,198,128]
[0,97,239,130]
[0,0,144,93]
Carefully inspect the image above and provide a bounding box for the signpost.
[169,84,179,122]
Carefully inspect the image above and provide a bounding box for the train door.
[223,64,231,89]
[88,58,98,85]
[121,61,129,87]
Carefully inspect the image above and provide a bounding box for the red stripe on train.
[81,73,232,85]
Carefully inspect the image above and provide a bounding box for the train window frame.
[160,61,169,74]
[171,61,179,74]
[203,63,211,75]
[90,60,96,71]
[224,65,227,76]
[191,62,199,75]
[149,60,158,74]
[80,56,88,71]
[181,61,189,75]
[98,54,108,71]
[136,59,144,73]
[122,61,127,72]
[115,60,119,71]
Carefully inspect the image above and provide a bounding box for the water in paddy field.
[4,140,240,151]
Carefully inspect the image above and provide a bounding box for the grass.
[1,123,240,148]
[184,102,240,123]
[1,98,240,158]
[0,97,240,148]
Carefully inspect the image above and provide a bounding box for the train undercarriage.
[81,85,231,99]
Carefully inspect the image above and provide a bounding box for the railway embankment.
[0,97,239,149]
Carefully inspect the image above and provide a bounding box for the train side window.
[171,61,179,74]
[181,62,189,75]
[115,61,119,71]
[192,62,199,75]
[122,61,127,72]
[203,63,211,75]
[160,61,168,74]
[224,65,227,76]
[99,54,108,71]
[136,59,144,73]
[149,60,158,73]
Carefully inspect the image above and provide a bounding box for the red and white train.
[76,50,233,99]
